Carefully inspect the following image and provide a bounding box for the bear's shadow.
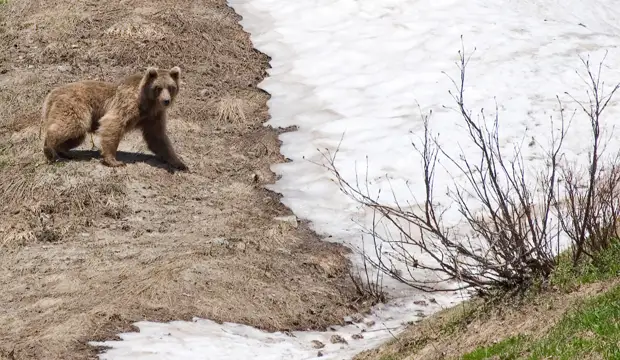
[61,150,181,174]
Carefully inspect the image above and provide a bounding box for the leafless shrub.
[555,54,620,264]
[319,41,620,295]
[348,241,388,305]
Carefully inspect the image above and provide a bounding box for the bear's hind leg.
[43,119,88,162]
[44,132,86,161]
[57,133,87,159]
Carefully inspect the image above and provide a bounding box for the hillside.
[354,249,620,360]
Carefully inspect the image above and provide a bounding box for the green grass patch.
[550,240,620,292]
[460,284,620,359]
[461,335,527,360]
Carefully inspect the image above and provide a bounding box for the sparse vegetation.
[323,39,620,298]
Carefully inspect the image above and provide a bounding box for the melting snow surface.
[93,0,620,359]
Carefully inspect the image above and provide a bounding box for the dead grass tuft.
[105,16,168,41]
[215,95,249,126]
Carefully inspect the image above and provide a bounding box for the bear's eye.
[169,85,177,94]
[153,86,162,94]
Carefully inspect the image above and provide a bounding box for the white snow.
[92,0,620,359]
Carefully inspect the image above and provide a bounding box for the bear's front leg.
[141,121,188,171]
[98,113,126,168]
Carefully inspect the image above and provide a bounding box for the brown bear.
[41,66,188,170]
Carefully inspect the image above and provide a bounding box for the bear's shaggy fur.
[41,67,188,170]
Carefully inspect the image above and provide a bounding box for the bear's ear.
[169,66,181,82]
[145,67,159,81]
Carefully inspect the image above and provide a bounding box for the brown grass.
[0,1,371,359]
[214,95,249,127]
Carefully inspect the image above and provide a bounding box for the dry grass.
[0,1,372,359]
[214,95,248,126]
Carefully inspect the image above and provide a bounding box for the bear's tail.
[39,93,53,140]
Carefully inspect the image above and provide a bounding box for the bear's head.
[140,66,181,110]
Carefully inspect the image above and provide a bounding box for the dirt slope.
[0,1,368,359]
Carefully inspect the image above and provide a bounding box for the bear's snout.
[158,88,172,107]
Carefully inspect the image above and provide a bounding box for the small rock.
[236,242,246,251]
[414,300,428,306]
[429,298,437,304]
[274,215,298,228]
[344,313,364,325]
[211,237,229,246]
[199,89,209,97]
[310,340,325,349]
[57,65,72,72]
[277,248,291,255]
[251,173,259,183]
[351,334,364,340]
[317,351,323,357]
[350,313,364,323]
[364,320,376,327]
[329,335,347,344]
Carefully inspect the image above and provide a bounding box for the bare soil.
[0,1,370,359]
[354,280,620,360]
